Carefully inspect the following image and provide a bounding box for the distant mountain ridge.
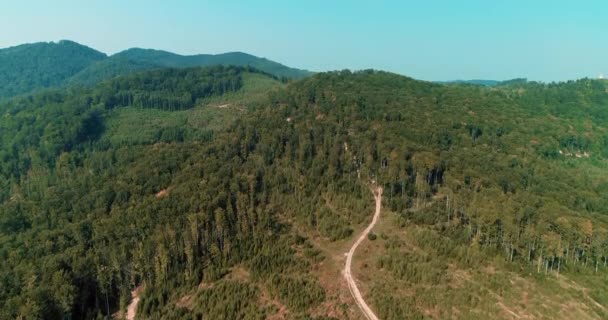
[442,79,501,86]
[0,40,106,98]
[69,48,312,86]
[438,78,528,86]
[0,40,312,98]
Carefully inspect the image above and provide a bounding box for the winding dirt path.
[126,286,141,320]
[344,187,382,320]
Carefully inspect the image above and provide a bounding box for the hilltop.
[68,48,312,86]
[0,40,312,99]
[0,40,106,98]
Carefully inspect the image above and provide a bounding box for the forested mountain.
[0,40,106,98]
[439,79,501,86]
[1,66,607,319]
[439,78,528,86]
[68,49,312,86]
[0,40,311,99]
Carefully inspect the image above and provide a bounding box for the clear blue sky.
[2,0,607,82]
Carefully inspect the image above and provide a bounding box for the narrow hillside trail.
[344,187,382,320]
[126,286,142,320]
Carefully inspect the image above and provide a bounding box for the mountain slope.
[114,48,311,78]
[64,56,160,87]
[0,40,312,99]
[1,69,607,319]
[68,48,312,86]
[0,40,106,98]
[245,71,608,319]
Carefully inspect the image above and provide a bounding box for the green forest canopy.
[0,40,312,99]
[1,66,607,319]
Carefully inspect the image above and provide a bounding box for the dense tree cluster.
[97,66,245,110]
[0,65,251,202]
[0,40,106,98]
[0,66,331,319]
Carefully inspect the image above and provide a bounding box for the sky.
[2,0,607,82]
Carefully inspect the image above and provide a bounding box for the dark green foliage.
[0,65,328,319]
[0,40,311,100]
[0,65,250,193]
[103,48,311,78]
[191,282,265,319]
[98,66,244,110]
[0,40,106,98]
[68,49,312,87]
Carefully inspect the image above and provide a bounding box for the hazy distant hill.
[1,66,608,319]
[439,78,528,86]
[0,40,106,98]
[68,48,312,86]
[0,40,312,98]
[443,79,501,86]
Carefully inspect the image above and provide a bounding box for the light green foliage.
[267,275,326,312]
[100,72,283,146]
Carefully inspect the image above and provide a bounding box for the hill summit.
[0,40,312,99]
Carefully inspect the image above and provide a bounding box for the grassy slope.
[350,210,608,320]
[267,196,608,320]
[100,72,283,146]
[264,192,607,320]
[108,49,312,79]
